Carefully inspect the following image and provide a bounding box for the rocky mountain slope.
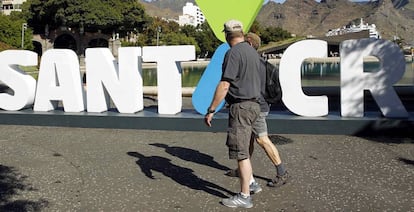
[365,0,414,43]
[140,0,195,19]
[257,0,375,37]
[141,0,414,44]
[258,0,414,44]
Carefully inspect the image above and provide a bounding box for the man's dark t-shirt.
[221,42,261,104]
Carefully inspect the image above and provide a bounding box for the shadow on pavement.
[397,157,414,166]
[0,165,48,211]
[269,135,294,145]
[149,143,273,183]
[149,143,230,171]
[127,152,235,198]
[354,120,414,138]
[357,136,414,166]
[359,135,414,144]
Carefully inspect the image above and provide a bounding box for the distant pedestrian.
[204,19,261,208]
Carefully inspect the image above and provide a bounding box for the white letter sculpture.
[142,46,195,114]
[86,47,143,113]
[340,38,408,118]
[279,40,328,117]
[0,50,37,110]
[34,49,85,112]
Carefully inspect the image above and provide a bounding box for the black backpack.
[262,58,282,104]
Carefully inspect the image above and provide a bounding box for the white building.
[1,0,26,15]
[178,2,205,27]
[326,18,381,39]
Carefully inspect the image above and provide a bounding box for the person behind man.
[204,20,261,208]
[245,32,289,189]
[226,33,289,190]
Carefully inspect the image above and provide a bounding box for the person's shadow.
[150,143,272,182]
[149,143,230,171]
[127,152,234,198]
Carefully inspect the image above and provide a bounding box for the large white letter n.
[86,47,143,113]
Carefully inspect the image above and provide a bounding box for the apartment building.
[178,2,205,27]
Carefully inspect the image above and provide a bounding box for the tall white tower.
[178,2,205,27]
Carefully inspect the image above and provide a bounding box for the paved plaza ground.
[0,124,413,211]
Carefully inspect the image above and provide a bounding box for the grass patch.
[20,66,39,80]
[258,37,306,53]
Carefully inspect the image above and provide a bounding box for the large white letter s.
[0,50,37,111]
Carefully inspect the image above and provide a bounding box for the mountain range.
[140,0,414,45]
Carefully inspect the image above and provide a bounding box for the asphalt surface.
[0,124,413,211]
[0,97,414,211]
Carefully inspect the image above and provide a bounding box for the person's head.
[245,32,261,50]
[222,19,244,46]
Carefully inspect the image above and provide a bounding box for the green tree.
[180,24,197,38]
[260,26,292,44]
[193,22,221,58]
[0,14,33,50]
[163,32,199,52]
[23,0,150,35]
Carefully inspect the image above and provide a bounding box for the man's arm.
[204,81,230,127]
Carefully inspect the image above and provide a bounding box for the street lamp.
[21,23,27,49]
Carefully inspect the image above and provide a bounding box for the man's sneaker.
[224,168,239,177]
[221,193,253,208]
[249,181,262,194]
[267,171,289,187]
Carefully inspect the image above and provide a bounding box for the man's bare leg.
[227,135,282,176]
[256,136,289,187]
[256,136,281,165]
[227,135,288,188]
[238,158,252,195]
